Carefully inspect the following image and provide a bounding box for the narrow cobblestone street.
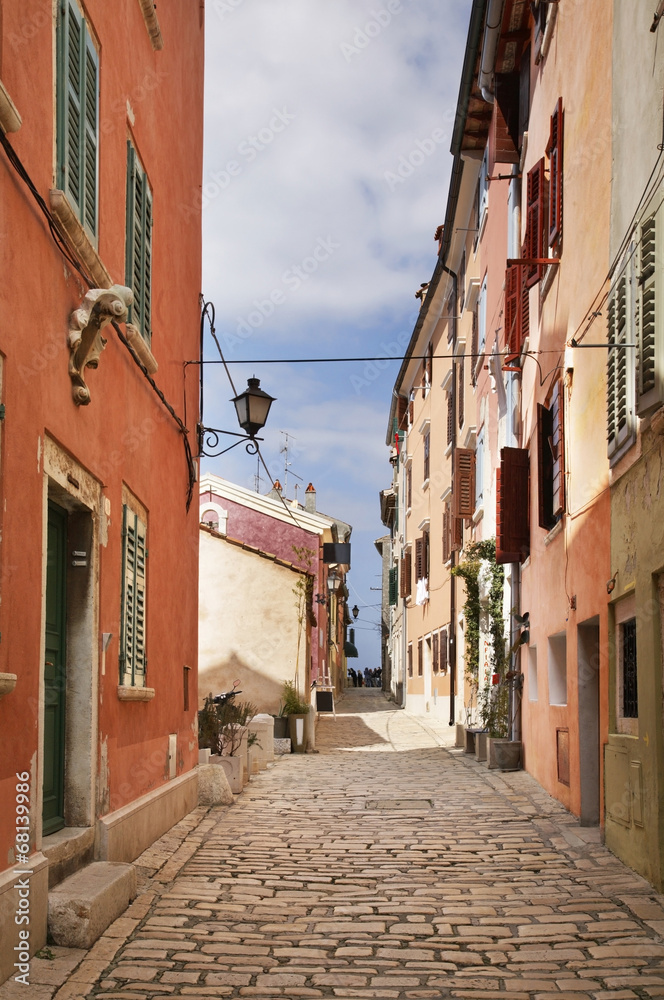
[14,690,664,1000]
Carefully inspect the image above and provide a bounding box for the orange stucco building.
[0,0,203,980]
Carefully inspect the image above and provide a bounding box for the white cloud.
[201,0,471,658]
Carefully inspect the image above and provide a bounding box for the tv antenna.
[280,431,303,498]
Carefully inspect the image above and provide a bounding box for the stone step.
[48,861,136,949]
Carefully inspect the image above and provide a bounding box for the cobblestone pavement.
[11,689,664,1000]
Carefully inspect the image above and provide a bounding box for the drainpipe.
[443,263,458,728]
[478,0,505,103]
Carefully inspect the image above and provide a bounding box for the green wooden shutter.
[388,566,397,606]
[83,33,98,233]
[637,213,662,415]
[607,272,634,457]
[126,143,153,344]
[120,506,147,685]
[57,1,97,234]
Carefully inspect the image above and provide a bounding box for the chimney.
[305,482,316,513]
[268,479,283,501]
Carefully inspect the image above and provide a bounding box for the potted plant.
[272,702,289,740]
[198,695,257,792]
[282,680,310,753]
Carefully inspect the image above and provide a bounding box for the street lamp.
[198,376,276,458]
[352,604,359,619]
[232,377,276,439]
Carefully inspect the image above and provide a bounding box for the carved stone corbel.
[68,285,133,405]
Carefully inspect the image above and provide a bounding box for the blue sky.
[200,0,469,665]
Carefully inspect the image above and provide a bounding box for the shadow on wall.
[198,651,295,715]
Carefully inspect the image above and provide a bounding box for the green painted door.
[43,501,67,835]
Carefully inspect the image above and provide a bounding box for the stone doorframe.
[37,436,103,850]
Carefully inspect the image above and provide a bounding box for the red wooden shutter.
[537,402,555,529]
[432,631,439,673]
[417,638,423,675]
[452,512,463,552]
[550,379,565,516]
[458,355,465,428]
[397,394,408,431]
[415,537,424,580]
[496,447,530,564]
[404,551,412,596]
[519,254,530,345]
[504,264,520,356]
[547,98,563,247]
[442,504,451,563]
[525,157,546,288]
[489,74,520,171]
[471,308,479,386]
[407,643,413,676]
[408,397,414,425]
[446,392,453,445]
[453,448,476,518]
[440,627,448,672]
[424,531,430,579]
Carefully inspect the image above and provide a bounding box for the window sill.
[544,518,564,546]
[445,441,452,459]
[49,190,111,289]
[0,672,17,697]
[422,478,430,492]
[472,504,484,525]
[118,685,155,702]
[0,78,21,133]
[138,0,164,49]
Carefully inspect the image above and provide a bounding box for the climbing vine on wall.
[451,538,506,683]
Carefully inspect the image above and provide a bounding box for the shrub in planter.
[198,695,257,757]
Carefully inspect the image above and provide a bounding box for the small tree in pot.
[282,680,310,753]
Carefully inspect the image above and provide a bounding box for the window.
[607,258,636,460]
[453,448,476,518]
[478,147,489,228]
[443,503,462,562]
[440,627,448,673]
[458,356,465,428]
[478,275,487,356]
[475,429,484,512]
[432,631,439,673]
[504,263,530,361]
[423,431,430,482]
[548,633,567,706]
[547,99,563,247]
[126,142,153,344]
[423,342,433,396]
[496,447,530,564]
[525,158,546,287]
[471,308,479,386]
[120,505,147,687]
[417,637,423,676]
[537,379,564,530]
[621,618,638,719]
[388,566,398,606]
[528,646,538,702]
[615,595,638,735]
[57,0,98,236]
[459,250,466,311]
[407,643,413,677]
[415,532,429,583]
[406,462,412,510]
[400,550,412,599]
[636,211,664,415]
[446,391,453,447]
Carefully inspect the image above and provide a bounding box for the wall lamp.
[352,605,359,619]
[198,376,276,458]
